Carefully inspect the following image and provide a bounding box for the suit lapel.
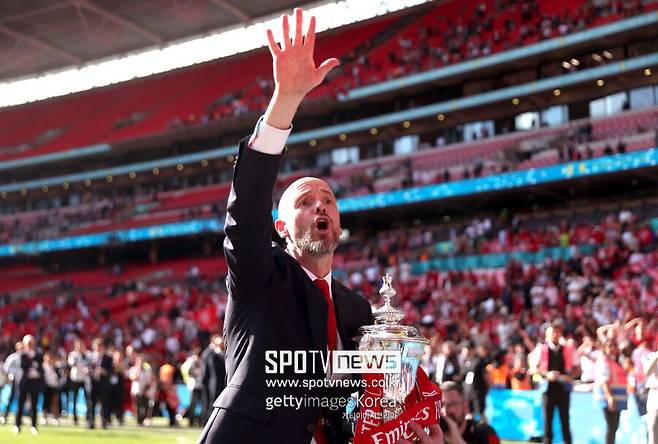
[279,246,328,352]
[296,267,327,353]
[286,251,355,353]
[331,280,355,351]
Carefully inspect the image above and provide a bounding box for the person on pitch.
[530,322,578,444]
[0,341,23,426]
[198,8,443,444]
[14,335,44,435]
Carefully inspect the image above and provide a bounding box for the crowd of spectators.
[0,184,224,244]
[1,205,657,436]
[0,195,132,244]
[3,207,656,345]
[344,0,653,88]
[5,106,656,245]
[169,0,656,128]
[323,124,653,202]
[336,206,658,441]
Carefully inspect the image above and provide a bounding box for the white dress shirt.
[248,116,292,155]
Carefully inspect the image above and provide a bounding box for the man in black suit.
[199,8,442,444]
[201,335,226,424]
[14,335,43,435]
[87,338,113,429]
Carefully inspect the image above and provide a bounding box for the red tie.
[314,279,337,351]
[313,278,335,444]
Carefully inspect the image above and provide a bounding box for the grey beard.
[295,228,339,257]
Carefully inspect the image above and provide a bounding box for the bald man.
[201,10,443,444]
[197,8,374,444]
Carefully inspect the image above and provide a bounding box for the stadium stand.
[3,105,657,244]
[0,16,397,162]
[2,0,657,165]
[1,205,656,360]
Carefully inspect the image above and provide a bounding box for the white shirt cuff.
[248,116,292,155]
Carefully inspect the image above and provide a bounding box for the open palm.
[266,8,339,98]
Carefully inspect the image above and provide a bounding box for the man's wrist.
[263,88,304,130]
[273,87,305,104]
[248,116,291,154]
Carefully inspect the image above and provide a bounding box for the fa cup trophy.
[350,274,442,444]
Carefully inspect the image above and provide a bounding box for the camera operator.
[439,381,500,444]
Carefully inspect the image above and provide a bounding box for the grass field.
[0,415,201,444]
[0,414,527,443]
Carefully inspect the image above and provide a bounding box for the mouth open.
[315,218,330,231]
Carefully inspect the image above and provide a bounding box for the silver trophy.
[355,274,429,421]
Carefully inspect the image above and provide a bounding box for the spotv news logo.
[265,350,402,374]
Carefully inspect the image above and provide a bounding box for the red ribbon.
[354,368,442,444]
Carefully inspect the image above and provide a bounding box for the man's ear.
[274,219,288,239]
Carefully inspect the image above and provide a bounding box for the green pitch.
[0,416,200,444]
[0,415,528,444]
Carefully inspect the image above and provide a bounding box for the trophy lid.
[356,274,429,345]
[374,274,404,325]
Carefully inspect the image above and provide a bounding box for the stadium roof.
[0,0,324,80]
[0,0,430,106]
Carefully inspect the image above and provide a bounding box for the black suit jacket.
[20,351,44,384]
[202,347,227,401]
[199,139,372,444]
[89,352,113,383]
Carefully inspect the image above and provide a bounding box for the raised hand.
[266,8,340,99]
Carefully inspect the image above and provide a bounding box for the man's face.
[276,178,342,257]
[546,326,560,343]
[605,343,619,360]
[442,389,467,426]
[23,337,35,351]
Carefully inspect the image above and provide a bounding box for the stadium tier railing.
[0,218,222,257]
[0,143,111,172]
